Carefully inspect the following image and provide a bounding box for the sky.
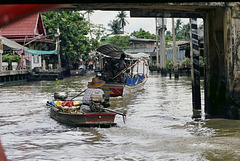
[84,10,201,36]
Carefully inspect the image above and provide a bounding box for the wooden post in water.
[0,39,3,72]
[172,18,179,79]
[155,18,159,71]
[160,18,167,75]
[190,18,201,109]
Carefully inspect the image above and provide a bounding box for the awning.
[0,36,28,50]
[96,44,125,59]
[24,49,57,55]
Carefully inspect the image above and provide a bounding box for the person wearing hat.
[80,77,105,113]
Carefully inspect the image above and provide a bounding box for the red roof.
[0,13,46,38]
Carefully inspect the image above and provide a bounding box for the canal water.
[1,72,240,161]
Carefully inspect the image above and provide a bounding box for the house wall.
[29,44,41,69]
[130,40,155,49]
[166,47,185,61]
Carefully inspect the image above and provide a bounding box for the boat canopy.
[96,44,126,59]
[24,49,57,55]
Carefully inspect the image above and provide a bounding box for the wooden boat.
[70,69,97,76]
[47,101,116,127]
[95,44,149,97]
[70,69,86,76]
[101,75,148,97]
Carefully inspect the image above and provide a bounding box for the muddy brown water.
[0,72,240,160]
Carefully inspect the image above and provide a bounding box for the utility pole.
[155,18,159,71]
[56,27,61,70]
[172,18,179,79]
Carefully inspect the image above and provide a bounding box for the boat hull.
[101,84,124,97]
[50,106,116,127]
[70,70,86,76]
[123,76,148,96]
[101,76,148,97]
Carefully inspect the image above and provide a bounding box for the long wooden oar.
[95,106,126,123]
[70,88,87,101]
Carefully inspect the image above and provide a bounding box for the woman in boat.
[80,77,105,113]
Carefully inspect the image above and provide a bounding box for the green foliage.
[104,35,131,50]
[116,11,129,33]
[165,31,172,41]
[181,58,191,67]
[199,22,204,29]
[56,78,61,85]
[42,11,98,68]
[131,28,155,39]
[165,19,191,42]
[2,53,21,62]
[108,20,123,34]
[177,23,190,41]
[199,56,204,66]
[166,59,173,69]
[92,24,106,41]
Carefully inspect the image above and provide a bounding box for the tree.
[175,19,183,40]
[108,20,123,34]
[42,11,96,68]
[131,28,155,39]
[104,35,131,50]
[92,24,107,41]
[165,30,172,41]
[116,11,129,34]
[84,10,94,39]
[176,23,190,40]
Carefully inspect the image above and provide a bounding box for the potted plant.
[181,59,186,68]
[166,59,173,69]
[2,53,21,70]
[2,53,21,62]
[185,58,191,68]
[199,56,204,67]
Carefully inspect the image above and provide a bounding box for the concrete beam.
[54,3,226,11]
[130,9,206,18]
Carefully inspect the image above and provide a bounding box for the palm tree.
[84,10,94,39]
[175,19,182,40]
[108,20,122,34]
[181,23,190,40]
[116,11,129,34]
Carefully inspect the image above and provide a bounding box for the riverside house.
[0,12,53,70]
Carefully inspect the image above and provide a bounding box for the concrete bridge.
[58,2,240,119]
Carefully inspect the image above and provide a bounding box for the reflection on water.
[0,73,240,160]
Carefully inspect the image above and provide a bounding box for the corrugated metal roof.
[0,36,28,50]
[96,44,125,59]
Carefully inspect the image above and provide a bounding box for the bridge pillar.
[205,3,240,119]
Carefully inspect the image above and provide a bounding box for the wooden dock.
[27,70,64,82]
[0,69,66,86]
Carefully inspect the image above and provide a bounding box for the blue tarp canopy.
[126,74,145,86]
[24,50,57,55]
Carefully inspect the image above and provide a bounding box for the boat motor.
[54,92,68,101]
[90,94,104,112]
[102,94,110,108]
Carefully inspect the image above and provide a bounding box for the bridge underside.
[56,2,240,119]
